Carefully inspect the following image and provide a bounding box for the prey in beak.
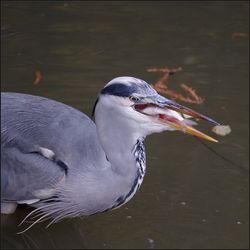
[133,94,219,143]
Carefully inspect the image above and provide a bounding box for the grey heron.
[1,76,219,230]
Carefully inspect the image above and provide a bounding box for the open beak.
[134,94,219,143]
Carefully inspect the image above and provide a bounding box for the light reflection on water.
[1,1,249,249]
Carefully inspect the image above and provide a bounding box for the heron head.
[94,76,219,142]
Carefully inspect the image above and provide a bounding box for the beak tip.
[211,138,219,143]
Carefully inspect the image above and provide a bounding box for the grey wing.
[1,137,66,203]
[1,92,104,204]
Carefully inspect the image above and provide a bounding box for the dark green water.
[1,1,249,249]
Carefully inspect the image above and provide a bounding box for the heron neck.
[95,111,145,178]
[93,103,148,212]
[99,127,144,176]
[96,121,146,209]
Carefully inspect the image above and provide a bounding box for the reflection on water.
[1,1,249,249]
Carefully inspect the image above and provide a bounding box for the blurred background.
[1,1,249,249]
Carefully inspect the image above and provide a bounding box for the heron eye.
[129,96,141,102]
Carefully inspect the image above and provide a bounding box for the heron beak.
[135,95,219,143]
[159,116,219,143]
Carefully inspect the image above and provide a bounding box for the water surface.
[1,1,249,249]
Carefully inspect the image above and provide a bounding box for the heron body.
[1,76,218,227]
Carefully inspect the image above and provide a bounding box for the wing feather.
[1,138,66,202]
[1,92,106,204]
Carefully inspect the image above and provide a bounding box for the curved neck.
[102,139,146,212]
[95,102,146,178]
[87,100,149,213]
[97,120,143,177]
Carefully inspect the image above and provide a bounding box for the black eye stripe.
[101,83,136,97]
[92,81,156,117]
[93,84,134,117]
